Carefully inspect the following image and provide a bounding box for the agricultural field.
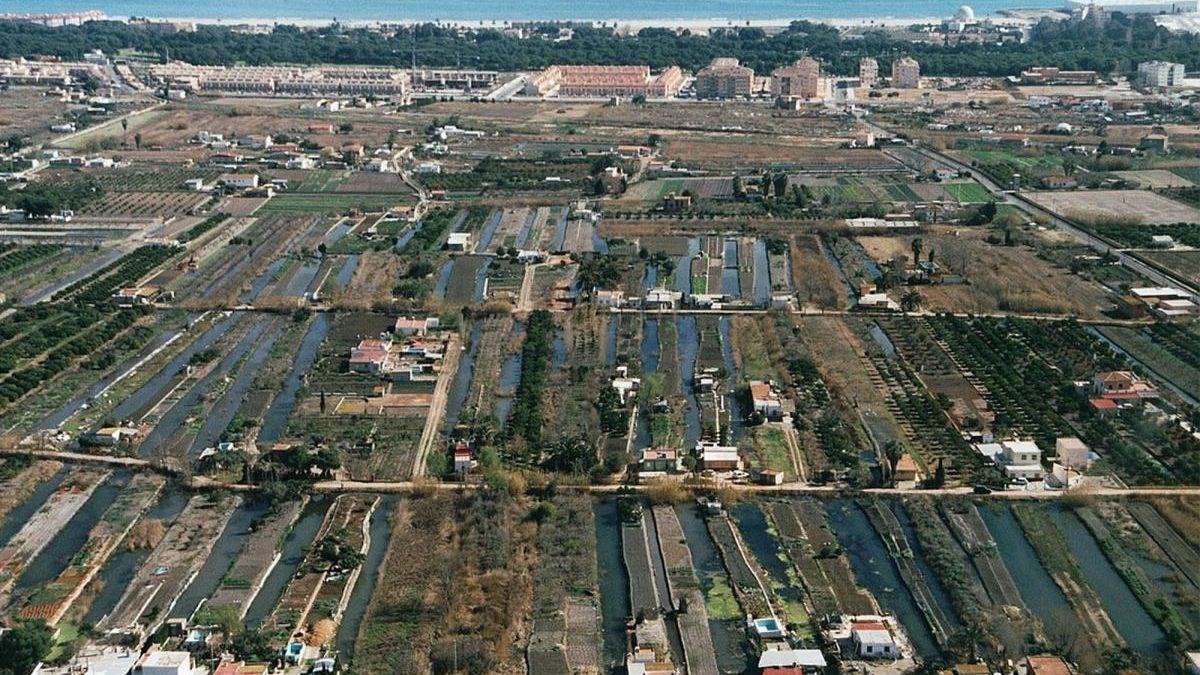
[855,228,1115,317]
[256,192,411,215]
[79,191,209,218]
[5,62,1200,675]
[1025,189,1200,226]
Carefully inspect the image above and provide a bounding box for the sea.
[0,0,1062,23]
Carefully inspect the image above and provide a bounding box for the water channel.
[594,499,631,673]
[335,495,396,662]
[244,497,332,626]
[171,498,271,621]
[824,499,940,659]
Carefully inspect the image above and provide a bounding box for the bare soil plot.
[664,135,896,171]
[1139,250,1200,286]
[80,191,209,218]
[336,172,417,194]
[217,197,269,216]
[1025,189,1200,225]
[0,87,75,142]
[59,108,170,151]
[1113,170,1194,189]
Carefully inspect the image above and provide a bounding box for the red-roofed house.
[349,338,392,375]
[1093,371,1158,401]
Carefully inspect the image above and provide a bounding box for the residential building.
[452,441,474,474]
[446,232,472,251]
[599,165,626,194]
[1040,175,1077,189]
[394,316,439,336]
[892,57,921,89]
[644,287,681,310]
[1137,60,1186,89]
[349,338,392,375]
[611,367,641,405]
[1186,651,1200,675]
[148,62,411,98]
[1026,654,1078,675]
[524,64,685,98]
[219,173,259,189]
[1019,67,1098,85]
[859,292,900,311]
[859,57,879,88]
[695,58,756,99]
[112,286,159,306]
[977,439,1044,480]
[771,57,823,101]
[594,289,625,308]
[749,380,785,420]
[758,648,827,673]
[850,620,900,659]
[894,453,919,482]
[1055,437,1092,470]
[697,441,742,471]
[639,448,681,474]
[136,651,192,675]
[1093,370,1159,401]
[1066,0,1197,14]
[662,192,692,212]
[1089,397,1119,417]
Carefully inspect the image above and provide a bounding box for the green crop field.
[943,181,992,203]
[257,192,406,214]
[294,169,350,192]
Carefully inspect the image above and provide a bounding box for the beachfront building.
[147,62,411,99]
[0,57,107,87]
[695,58,756,99]
[771,57,824,102]
[859,57,879,88]
[1065,0,1197,14]
[524,64,685,98]
[892,56,921,88]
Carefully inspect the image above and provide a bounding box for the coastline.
[85,13,1045,30]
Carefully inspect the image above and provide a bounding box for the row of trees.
[0,14,1196,77]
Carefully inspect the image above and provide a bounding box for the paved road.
[410,331,461,478]
[7,448,1200,500]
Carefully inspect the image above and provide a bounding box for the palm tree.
[900,289,923,312]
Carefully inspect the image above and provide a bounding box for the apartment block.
[695,57,755,99]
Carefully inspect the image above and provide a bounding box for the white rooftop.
[758,649,827,668]
[140,652,191,668]
[1132,286,1190,298]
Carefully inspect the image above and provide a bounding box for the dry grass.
[1147,497,1200,548]
[126,519,167,550]
[0,460,62,519]
[856,229,1112,317]
[1027,190,1200,225]
[644,479,690,505]
[791,234,846,310]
